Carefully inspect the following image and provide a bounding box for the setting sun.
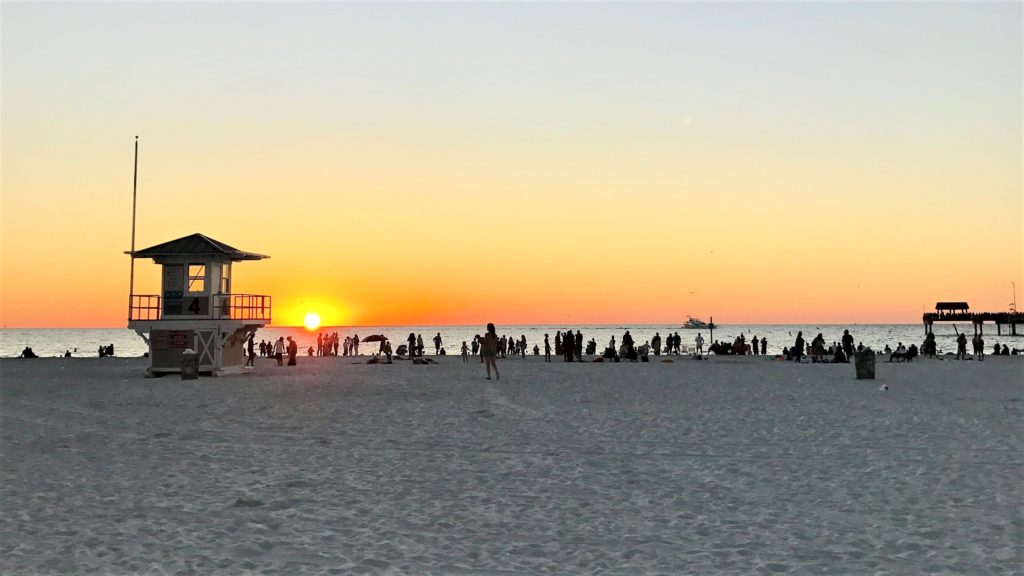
[303,313,321,331]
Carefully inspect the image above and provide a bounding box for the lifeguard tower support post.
[127,233,271,376]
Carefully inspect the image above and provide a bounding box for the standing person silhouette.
[434,332,442,355]
[563,329,576,362]
[480,323,500,380]
[761,336,767,356]
[246,333,256,367]
[544,334,551,362]
[575,330,583,361]
[273,337,285,366]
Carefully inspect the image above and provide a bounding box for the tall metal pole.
[128,136,138,322]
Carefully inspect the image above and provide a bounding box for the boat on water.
[682,316,715,329]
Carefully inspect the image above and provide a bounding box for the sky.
[1,1,1021,328]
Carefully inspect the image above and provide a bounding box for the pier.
[922,302,1022,336]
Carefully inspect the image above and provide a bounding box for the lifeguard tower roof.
[130,233,268,261]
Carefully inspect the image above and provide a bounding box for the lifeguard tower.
[127,233,271,376]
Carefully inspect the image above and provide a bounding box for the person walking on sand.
[434,332,442,355]
[695,332,704,356]
[273,337,285,366]
[246,333,256,367]
[461,341,469,363]
[544,334,552,362]
[481,323,500,380]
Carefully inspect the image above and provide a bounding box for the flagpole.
[128,136,138,322]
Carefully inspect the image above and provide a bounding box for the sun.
[303,312,321,331]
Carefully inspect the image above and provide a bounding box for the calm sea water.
[2,324,1019,358]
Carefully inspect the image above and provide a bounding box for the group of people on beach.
[232,324,1022,376]
[248,334,297,367]
[781,330,860,363]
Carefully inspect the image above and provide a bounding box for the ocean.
[2,323,1019,358]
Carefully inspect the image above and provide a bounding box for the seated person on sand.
[19,347,38,359]
[782,346,791,360]
[889,343,908,362]
[624,344,638,362]
[832,347,847,363]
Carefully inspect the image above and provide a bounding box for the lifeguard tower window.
[187,264,206,293]
[220,266,231,294]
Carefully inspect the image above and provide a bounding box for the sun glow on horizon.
[303,313,321,331]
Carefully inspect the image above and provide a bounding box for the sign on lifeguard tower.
[127,233,271,376]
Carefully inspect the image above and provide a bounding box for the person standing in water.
[480,323,500,380]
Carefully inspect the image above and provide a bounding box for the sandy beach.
[1,354,1021,574]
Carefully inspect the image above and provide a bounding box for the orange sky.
[2,3,1021,328]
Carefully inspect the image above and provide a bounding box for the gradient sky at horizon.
[2,1,1021,328]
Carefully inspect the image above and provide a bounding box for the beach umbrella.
[361,334,387,343]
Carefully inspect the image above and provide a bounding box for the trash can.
[854,349,876,380]
[181,349,199,380]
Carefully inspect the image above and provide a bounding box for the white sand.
[1,354,1021,574]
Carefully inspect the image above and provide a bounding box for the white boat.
[682,316,715,329]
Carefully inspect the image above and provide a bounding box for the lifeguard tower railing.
[130,294,272,322]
